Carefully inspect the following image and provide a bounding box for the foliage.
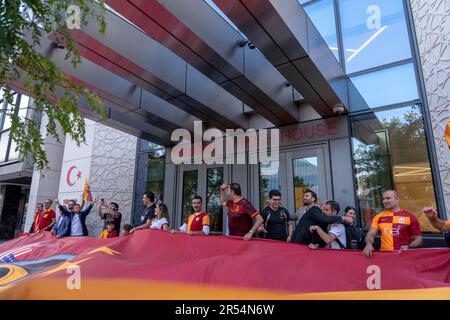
[0,0,107,169]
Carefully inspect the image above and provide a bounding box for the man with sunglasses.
[259,190,294,242]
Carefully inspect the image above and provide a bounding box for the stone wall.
[57,119,137,237]
[85,124,137,237]
[411,0,450,215]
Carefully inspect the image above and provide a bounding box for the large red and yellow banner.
[0,230,449,299]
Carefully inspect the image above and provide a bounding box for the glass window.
[206,167,224,234]
[339,0,412,73]
[259,161,281,210]
[146,145,165,199]
[304,0,340,61]
[0,87,4,106]
[18,95,29,120]
[0,133,9,163]
[181,170,198,224]
[292,157,318,212]
[147,158,165,194]
[351,105,438,232]
[0,102,4,130]
[7,138,18,161]
[1,93,18,131]
[350,63,419,110]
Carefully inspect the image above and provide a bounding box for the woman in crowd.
[130,203,170,233]
[150,204,170,231]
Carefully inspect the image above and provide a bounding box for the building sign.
[279,117,348,147]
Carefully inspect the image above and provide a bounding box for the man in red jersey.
[363,190,422,258]
[29,202,44,233]
[220,182,263,240]
[38,199,56,232]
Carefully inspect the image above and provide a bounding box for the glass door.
[285,146,331,219]
[178,165,229,234]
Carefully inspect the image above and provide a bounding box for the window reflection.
[259,161,281,210]
[304,0,340,61]
[0,133,9,162]
[350,63,418,110]
[18,95,29,119]
[293,157,318,212]
[7,138,18,161]
[351,105,438,232]
[339,0,412,73]
[1,93,17,131]
[206,167,223,234]
[181,170,198,224]
[146,143,165,202]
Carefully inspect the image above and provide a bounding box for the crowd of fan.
[28,183,450,256]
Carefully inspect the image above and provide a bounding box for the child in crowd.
[99,220,118,238]
[121,224,133,236]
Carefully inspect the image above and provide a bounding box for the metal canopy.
[14,1,371,147]
[20,32,193,146]
[106,0,300,126]
[213,0,351,116]
[72,4,250,131]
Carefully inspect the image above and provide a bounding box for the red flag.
[0,231,449,299]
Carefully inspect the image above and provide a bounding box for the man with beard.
[291,190,352,246]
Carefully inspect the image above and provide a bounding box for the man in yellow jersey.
[178,196,210,235]
[363,190,423,258]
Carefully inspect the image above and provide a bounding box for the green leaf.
[0,0,107,171]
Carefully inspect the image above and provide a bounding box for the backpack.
[344,224,366,250]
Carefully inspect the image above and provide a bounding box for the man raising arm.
[221,183,263,241]
[423,207,449,233]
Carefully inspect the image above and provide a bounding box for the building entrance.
[259,144,332,218]
[177,165,230,234]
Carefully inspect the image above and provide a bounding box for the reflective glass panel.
[259,161,281,210]
[304,0,340,61]
[181,170,198,224]
[339,0,412,73]
[0,132,9,163]
[206,167,224,234]
[1,94,17,131]
[147,145,165,200]
[18,95,29,119]
[7,138,18,161]
[350,63,418,110]
[351,105,438,232]
[292,157,318,212]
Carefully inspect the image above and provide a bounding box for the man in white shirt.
[309,200,347,250]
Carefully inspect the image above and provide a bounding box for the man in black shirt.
[291,190,352,245]
[139,192,156,226]
[98,199,122,234]
[260,190,294,242]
